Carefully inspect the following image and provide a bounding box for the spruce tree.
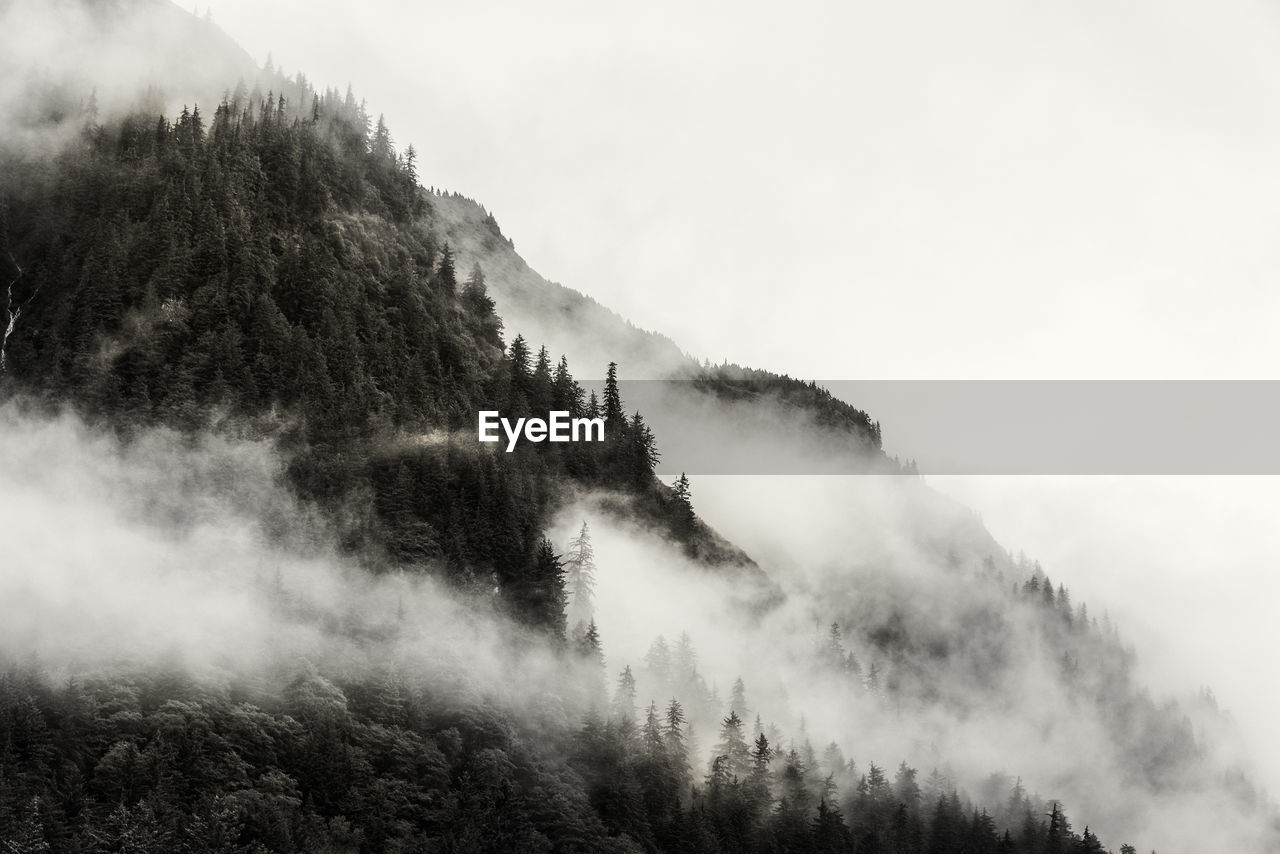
[603,361,624,426]
[713,711,751,781]
[564,521,598,631]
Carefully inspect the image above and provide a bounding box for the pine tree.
[1045,801,1072,854]
[713,711,751,781]
[825,622,845,667]
[531,345,552,410]
[645,636,672,689]
[629,411,659,484]
[672,472,694,532]
[462,263,495,315]
[508,537,567,639]
[403,143,418,182]
[811,798,853,853]
[564,521,598,631]
[1077,826,1105,853]
[603,361,624,426]
[612,665,638,725]
[576,619,607,709]
[642,702,665,759]
[893,761,922,816]
[508,335,531,377]
[673,472,691,504]
[664,699,688,773]
[506,335,532,415]
[866,661,882,692]
[436,243,457,295]
[552,355,584,415]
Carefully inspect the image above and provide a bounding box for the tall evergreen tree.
[645,636,672,690]
[564,520,598,632]
[508,537,567,640]
[436,242,457,295]
[603,361,624,426]
[713,711,751,781]
[576,619,607,709]
[613,665,638,726]
[811,798,853,854]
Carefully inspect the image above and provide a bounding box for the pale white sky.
[203,0,1280,380]
[203,0,1280,788]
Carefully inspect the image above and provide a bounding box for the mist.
[6,393,1273,850]
[932,475,1280,793]
[1,394,1274,851]
[0,0,254,156]
[563,473,1276,853]
[0,403,583,717]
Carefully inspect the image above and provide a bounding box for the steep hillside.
[429,190,692,379]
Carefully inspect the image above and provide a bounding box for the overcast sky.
[204,0,1280,788]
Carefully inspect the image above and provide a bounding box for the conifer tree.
[508,335,530,376]
[811,798,853,853]
[462,262,495,314]
[564,521,598,632]
[645,636,672,689]
[509,537,567,640]
[603,361,624,426]
[529,345,553,412]
[552,355,584,415]
[575,619,607,708]
[672,472,694,532]
[629,411,659,484]
[713,711,751,781]
[436,243,457,295]
[613,665,638,725]
[664,699,688,770]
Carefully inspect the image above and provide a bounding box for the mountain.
[0,3,1276,853]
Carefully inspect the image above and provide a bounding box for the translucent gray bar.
[588,380,1280,475]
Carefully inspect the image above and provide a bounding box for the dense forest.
[0,623,1131,854]
[0,13,1273,850]
[0,79,762,611]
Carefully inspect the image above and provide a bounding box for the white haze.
[0,403,1271,851]
[556,474,1274,853]
[0,0,254,154]
[932,475,1280,794]
[0,392,1270,850]
[0,405,575,713]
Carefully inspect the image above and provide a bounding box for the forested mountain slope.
[0,3,1275,852]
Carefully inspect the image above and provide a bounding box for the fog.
[0,403,577,714]
[0,402,1273,850]
[698,476,1280,850]
[932,475,1280,794]
[0,0,255,154]
[548,472,1276,853]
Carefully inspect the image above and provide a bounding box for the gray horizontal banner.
[574,380,1280,475]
